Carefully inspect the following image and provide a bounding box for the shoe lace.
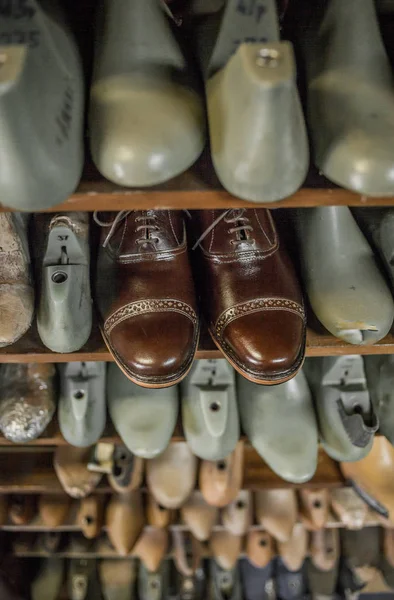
[94,208,254,251]
[191,208,254,250]
[93,210,160,248]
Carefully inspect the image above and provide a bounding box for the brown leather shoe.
[192,209,306,384]
[95,210,199,388]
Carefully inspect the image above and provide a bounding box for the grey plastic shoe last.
[0,0,84,210]
[209,560,242,600]
[352,208,394,289]
[68,559,94,600]
[307,528,340,600]
[181,359,239,461]
[107,362,178,459]
[58,361,106,448]
[238,370,318,483]
[276,524,308,600]
[304,356,378,462]
[241,559,276,600]
[302,0,394,196]
[138,561,169,600]
[293,207,394,345]
[35,212,92,353]
[31,557,64,600]
[197,0,308,203]
[364,354,394,446]
[90,0,205,187]
[100,559,136,600]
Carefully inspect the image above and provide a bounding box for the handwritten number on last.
[236,0,266,23]
[0,0,35,19]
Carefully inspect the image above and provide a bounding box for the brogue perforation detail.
[104,299,198,335]
[215,298,306,338]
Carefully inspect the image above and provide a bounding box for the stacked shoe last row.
[3,354,394,484]
[3,0,394,210]
[3,206,394,389]
[7,502,394,599]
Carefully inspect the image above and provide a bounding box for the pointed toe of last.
[90,76,205,187]
[323,128,394,197]
[238,372,318,484]
[107,363,178,459]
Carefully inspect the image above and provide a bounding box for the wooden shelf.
[0,417,185,447]
[8,513,383,558]
[1,323,394,363]
[2,156,394,213]
[12,516,385,561]
[0,447,344,493]
[0,449,110,494]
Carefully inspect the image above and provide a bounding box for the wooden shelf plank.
[12,516,383,560]
[306,328,394,357]
[51,184,394,212]
[0,450,111,494]
[1,324,394,363]
[3,519,373,534]
[0,445,344,492]
[243,446,344,490]
[0,416,185,447]
[2,156,394,212]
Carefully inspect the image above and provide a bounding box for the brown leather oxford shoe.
[192,209,306,384]
[95,210,199,388]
